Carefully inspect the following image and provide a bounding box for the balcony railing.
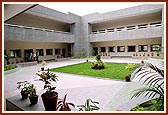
[4,23,75,43]
[90,22,162,42]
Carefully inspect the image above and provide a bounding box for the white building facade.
[4,4,165,63]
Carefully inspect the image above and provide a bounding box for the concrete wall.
[7,13,70,32]
[86,4,163,23]
[92,13,161,31]
[90,25,162,42]
[4,24,75,43]
[4,4,36,21]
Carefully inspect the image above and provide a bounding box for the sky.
[40,2,143,16]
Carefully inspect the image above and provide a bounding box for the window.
[108,46,115,52]
[101,47,106,52]
[128,46,136,52]
[10,50,21,58]
[46,49,53,55]
[62,49,66,54]
[55,49,60,55]
[117,46,125,52]
[151,44,161,52]
[139,45,148,52]
[36,49,44,56]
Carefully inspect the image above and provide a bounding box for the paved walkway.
[3,57,153,111]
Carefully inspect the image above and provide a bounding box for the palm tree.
[131,62,164,111]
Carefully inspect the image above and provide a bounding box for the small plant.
[91,55,105,70]
[41,60,46,71]
[4,54,10,65]
[17,81,30,99]
[57,94,75,111]
[77,98,100,111]
[27,84,38,105]
[141,57,145,64]
[36,68,58,96]
[125,63,135,82]
[41,60,46,66]
[96,55,101,61]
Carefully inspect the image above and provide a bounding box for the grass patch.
[50,62,139,80]
[4,65,17,71]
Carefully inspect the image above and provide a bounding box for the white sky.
[40,2,143,16]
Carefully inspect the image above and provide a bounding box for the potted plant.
[57,94,75,111]
[36,68,59,111]
[125,63,135,82]
[131,63,164,111]
[86,56,89,62]
[27,84,38,105]
[17,81,30,99]
[141,57,145,64]
[41,60,46,71]
[4,54,10,65]
[91,55,105,70]
[77,98,100,111]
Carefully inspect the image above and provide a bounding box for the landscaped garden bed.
[4,65,17,71]
[50,62,139,80]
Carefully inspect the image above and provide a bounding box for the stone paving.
[3,57,163,111]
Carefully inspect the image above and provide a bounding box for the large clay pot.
[41,92,58,111]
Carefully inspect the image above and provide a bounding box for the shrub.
[131,63,164,111]
[92,55,105,70]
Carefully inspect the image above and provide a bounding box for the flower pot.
[29,95,38,105]
[141,60,144,64]
[21,90,28,99]
[41,92,58,111]
[41,67,44,71]
[125,76,130,82]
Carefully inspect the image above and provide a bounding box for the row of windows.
[6,48,66,58]
[99,44,161,53]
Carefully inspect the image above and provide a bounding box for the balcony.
[90,22,162,42]
[4,24,75,43]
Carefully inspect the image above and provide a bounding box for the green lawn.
[50,62,139,80]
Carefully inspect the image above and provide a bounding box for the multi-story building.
[4,4,165,63]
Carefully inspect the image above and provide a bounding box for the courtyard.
[4,57,164,112]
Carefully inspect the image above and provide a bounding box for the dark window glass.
[36,49,44,56]
[108,47,115,52]
[10,50,21,58]
[128,46,136,52]
[101,47,106,52]
[55,49,60,55]
[46,49,53,55]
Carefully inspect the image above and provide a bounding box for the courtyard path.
[4,58,150,111]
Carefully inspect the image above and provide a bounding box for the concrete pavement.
[4,57,146,111]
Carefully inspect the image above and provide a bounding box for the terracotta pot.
[41,92,58,111]
[29,95,38,105]
[141,60,144,64]
[125,76,130,82]
[41,67,44,71]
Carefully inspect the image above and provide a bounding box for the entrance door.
[24,49,33,62]
[93,47,98,56]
